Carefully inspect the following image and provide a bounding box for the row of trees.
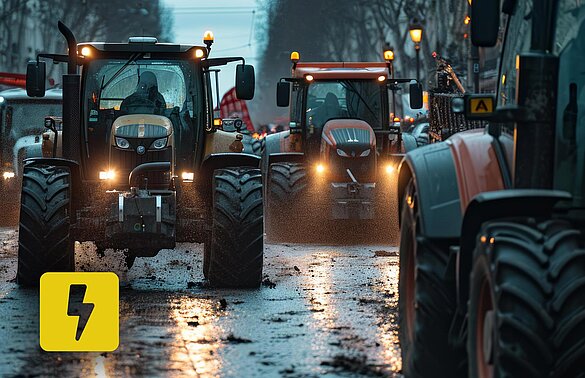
[254,0,471,123]
[0,0,173,79]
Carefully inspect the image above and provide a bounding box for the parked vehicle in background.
[0,88,62,223]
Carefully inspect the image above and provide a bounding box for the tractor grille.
[111,147,172,187]
[328,151,376,183]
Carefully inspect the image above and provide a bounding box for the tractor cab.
[275,56,423,173]
[78,46,205,190]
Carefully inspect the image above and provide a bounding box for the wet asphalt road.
[0,227,402,377]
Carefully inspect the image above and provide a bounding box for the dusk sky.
[164,0,261,101]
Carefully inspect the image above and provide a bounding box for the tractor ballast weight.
[17,22,263,288]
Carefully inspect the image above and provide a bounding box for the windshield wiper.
[97,53,143,106]
[343,81,379,122]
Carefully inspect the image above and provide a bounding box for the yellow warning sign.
[469,97,494,114]
[40,272,119,352]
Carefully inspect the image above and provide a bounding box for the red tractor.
[263,52,423,242]
[397,0,585,376]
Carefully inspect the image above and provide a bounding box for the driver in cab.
[120,71,166,115]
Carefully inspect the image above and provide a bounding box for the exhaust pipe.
[58,21,80,162]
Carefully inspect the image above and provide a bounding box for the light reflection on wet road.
[0,227,402,377]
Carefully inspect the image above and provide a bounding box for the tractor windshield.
[554,1,585,205]
[82,58,205,175]
[305,80,383,131]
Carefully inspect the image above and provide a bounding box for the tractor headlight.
[151,137,167,150]
[99,170,116,180]
[359,149,371,157]
[115,137,130,149]
[336,148,349,157]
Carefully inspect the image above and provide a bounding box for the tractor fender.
[457,189,572,306]
[23,157,82,222]
[264,130,291,155]
[198,153,260,198]
[398,142,463,238]
[398,129,507,238]
[262,130,305,175]
[401,133,418,153]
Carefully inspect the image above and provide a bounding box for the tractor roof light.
[80,46,92,57]
[383,49,394,62]
[290,51,300,63]
[194,48,205,59]
[305,74,314,82]
[203,30,214,50]
[377,75,387,82]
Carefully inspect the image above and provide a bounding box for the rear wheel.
[17,165,74,286]
[208,168,263,288]
[468,219,585,377]
[398,179,465,377]
[265,162,308,242]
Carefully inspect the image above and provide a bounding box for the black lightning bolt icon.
[67,284,95,341]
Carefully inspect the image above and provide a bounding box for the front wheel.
[398,179,465,377]
[265,162,308,243]
[468,219,585,377]
[17,165,74,286]
[208,167,263,288]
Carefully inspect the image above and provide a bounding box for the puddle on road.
[0,232,403,377]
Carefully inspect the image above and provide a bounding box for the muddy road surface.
[0,227,402,377]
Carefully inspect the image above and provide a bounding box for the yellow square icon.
[40,272,119,352]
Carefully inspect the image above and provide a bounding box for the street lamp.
[383,44,397,117]
[409,19,423,82]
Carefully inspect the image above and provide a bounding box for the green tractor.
[397,0,585,376]
[19,23,263,288]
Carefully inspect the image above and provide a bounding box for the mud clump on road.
[224,333,253,344]
[262,276,277,288]
[321,354,385,376]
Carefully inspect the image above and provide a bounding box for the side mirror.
[471,0,500,47]
[409,81,423,109]
[26,61,46,97]
[235,64,255,100]
[276,81,291,107]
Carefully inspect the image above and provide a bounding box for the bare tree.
[0,0,173,79]
[254,0,472,123]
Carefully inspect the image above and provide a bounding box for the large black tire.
[208,168,263,288]
[468,219,585,377]
[17,165,74,286]
[398,179,466,377]
[265,162,309,243]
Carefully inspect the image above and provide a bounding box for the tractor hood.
[321,119,375,157]
[112,114,172,139]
